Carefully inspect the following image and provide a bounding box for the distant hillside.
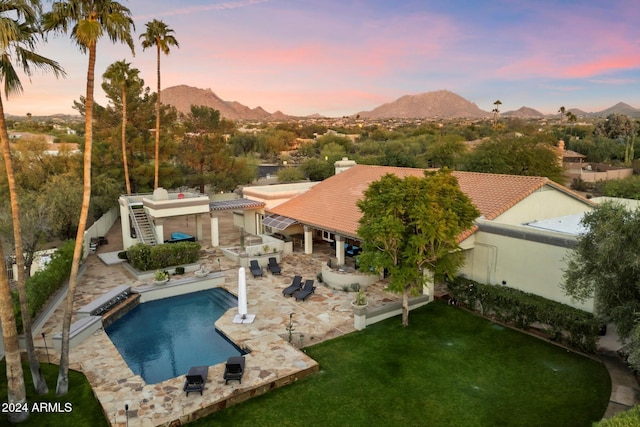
[502,106,544,118]
[160,85,289,120]
[356,90,490,119]
[593,102,640,118]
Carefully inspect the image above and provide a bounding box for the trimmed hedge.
[448,276,601,353]
[595,405,640,426]
[12,240,75,332]
[126,242,201,271]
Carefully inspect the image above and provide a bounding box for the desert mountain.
[502,106,544,118]
[356,90,490,119]
[160,85,289,120]
[594,102,640,118]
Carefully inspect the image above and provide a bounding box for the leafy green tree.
[256,128,295,159]
[357,171,479,326]
[39,174,83,240]
[0,0,66,406]
[230,132,259,156]
[277,166,305,183]
[177,105,231,193]
[598,175,640,199]
[594,113,637,164]
[140,19,179,189]
[562,202,640,361]
[43,0,134,396]
[464,134,564,182]
[299,158,333,181]
[425,134,467,168]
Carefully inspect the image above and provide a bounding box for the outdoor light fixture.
[41,332,50,364]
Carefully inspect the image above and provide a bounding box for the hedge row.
[447,276,601,353]
[126,242,201,271]
[12,240,75,332]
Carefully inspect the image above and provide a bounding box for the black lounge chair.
[249,260,263,278]
[294,279,316,301]
[184,365,209,396]
[224,356,245,384]
[268,257,281,275]
[283,275,303,297]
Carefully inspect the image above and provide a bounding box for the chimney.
[556,140,565,168]
[334,157,357,175]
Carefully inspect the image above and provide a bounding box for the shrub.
[448,276,600,353]
[126,242,201,271]
[13,240,75,331]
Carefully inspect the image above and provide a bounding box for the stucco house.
[261,163,596,312]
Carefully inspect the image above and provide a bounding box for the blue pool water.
[105,288,242,384]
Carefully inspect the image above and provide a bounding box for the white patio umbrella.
[238,267,247,316]
[233,266,255,323]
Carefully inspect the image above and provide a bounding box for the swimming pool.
[105,288,242,384]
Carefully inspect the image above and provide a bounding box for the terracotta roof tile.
[268,164,588,239]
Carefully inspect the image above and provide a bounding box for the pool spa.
[105,287,243,384]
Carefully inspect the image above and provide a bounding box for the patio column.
[195,214,204,241]
[304,225,313,255]
[154,217,165,243]
[335,234,345,265]
[119,201,133,249]
[210,214,219,247]
[422,269,434,302]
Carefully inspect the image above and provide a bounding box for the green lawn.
[0,361,107,427]
[195,302,611,427]
[0,302,611,426]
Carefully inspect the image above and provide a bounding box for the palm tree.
[140,19,179,189]
[558,106,566,124]
[0,0,65,412]
[43,0,134,396]
[566,111,577,137]
[102,60,140,194]
[492,99,502,128]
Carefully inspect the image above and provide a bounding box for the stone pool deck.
[33,213,401,426]
[31,211,640,425]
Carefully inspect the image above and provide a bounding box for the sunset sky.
[8,0,640,117]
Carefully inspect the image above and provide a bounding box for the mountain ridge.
[104,84,640,120]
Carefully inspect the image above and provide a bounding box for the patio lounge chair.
[283,275,303,297]
[224,356,246,384]
[249,260,263,278]
[184,365,209,396]
[294,279,316,301]
[268,257,281,275]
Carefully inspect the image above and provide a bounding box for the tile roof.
[268,164,590,239]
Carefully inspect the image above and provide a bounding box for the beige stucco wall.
[492,185,593,225]
[458,230,593,312]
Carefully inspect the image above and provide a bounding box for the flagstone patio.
[33,211,400,426]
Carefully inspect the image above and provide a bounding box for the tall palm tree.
[43,0,134,396]
[140,19,179,189]
[558,106,566,124]
[102,60,140,194]
[492,99,502,128]
[0,0,65,413]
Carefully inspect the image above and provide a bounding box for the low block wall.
[133,271,226,303]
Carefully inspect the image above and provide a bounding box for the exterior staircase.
[129,203,158,245]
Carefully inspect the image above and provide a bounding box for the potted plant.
[351,290,368,308]
[153,270,169,285]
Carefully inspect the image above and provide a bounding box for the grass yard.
[195,301,611,427]
[0,360,107,426]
